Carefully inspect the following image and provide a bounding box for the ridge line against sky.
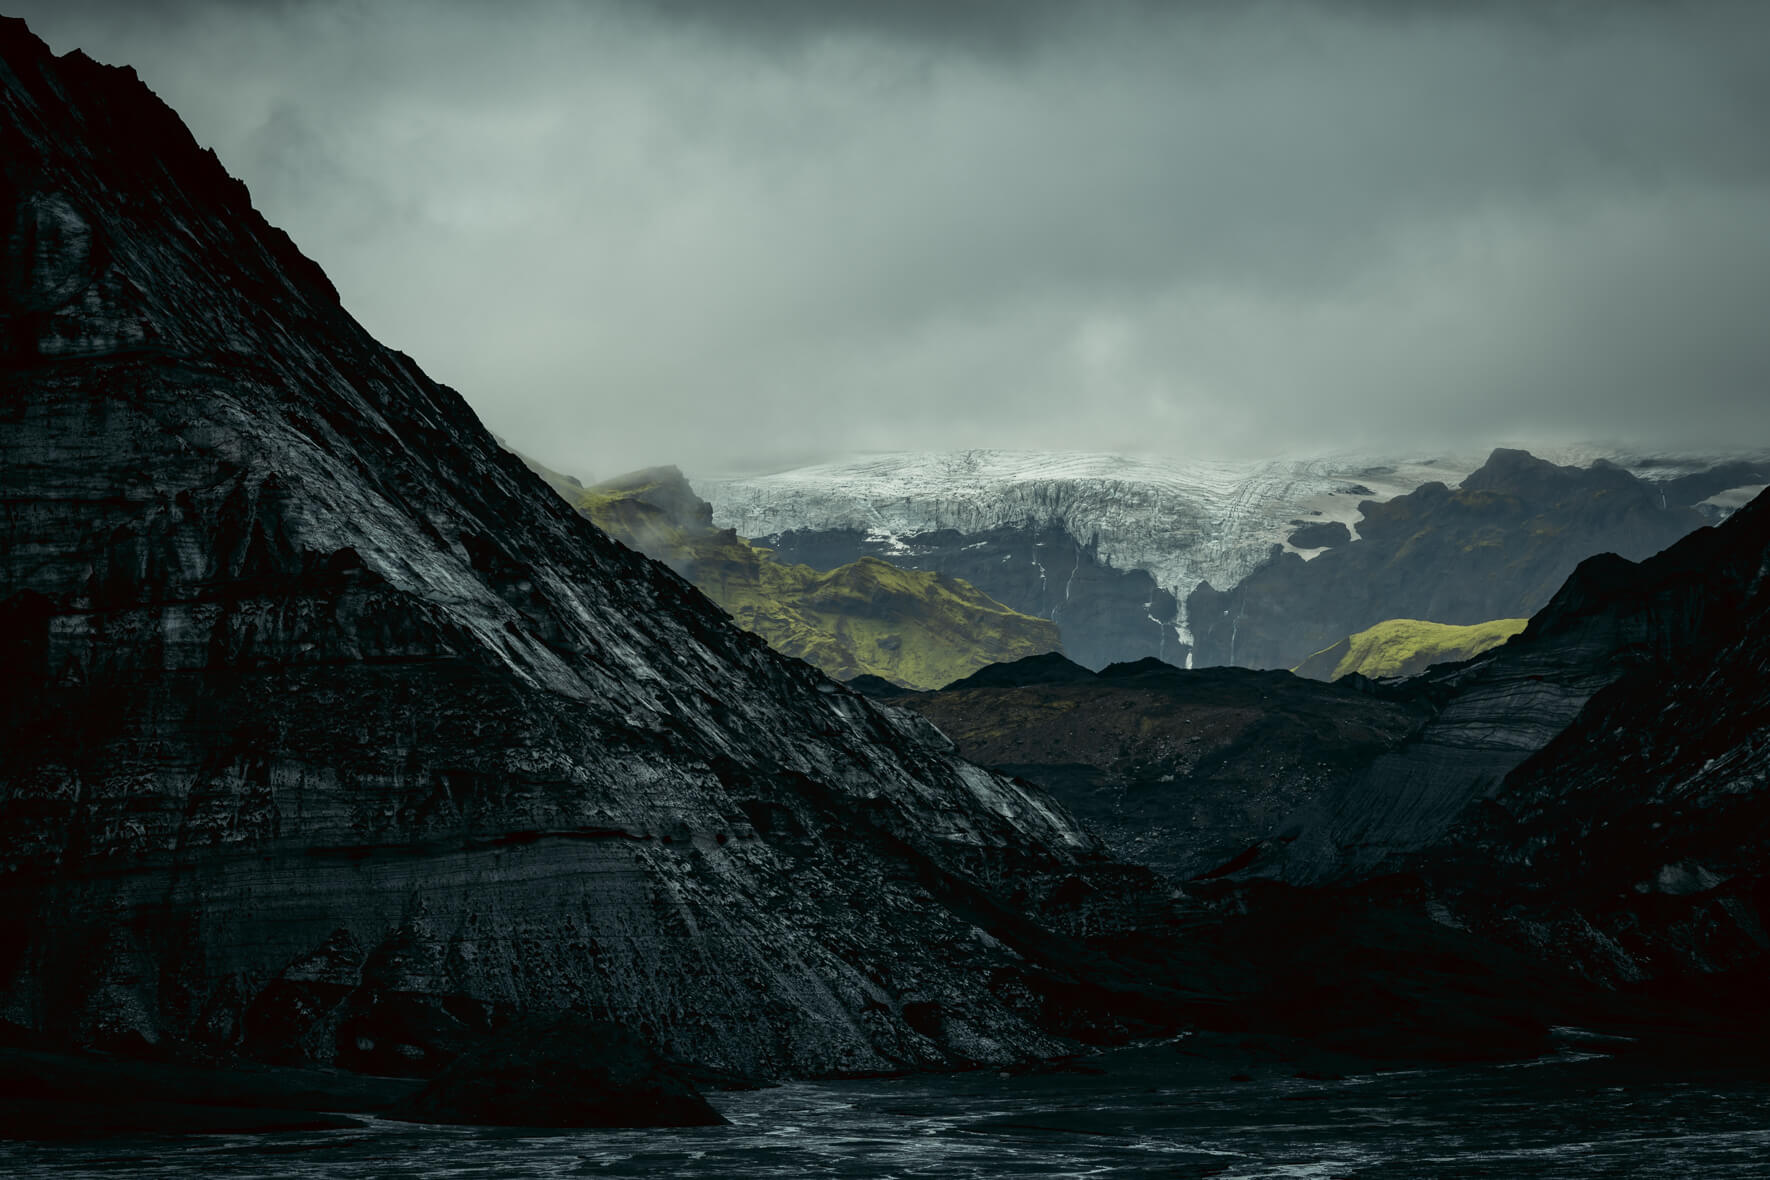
[13,0,1770,478]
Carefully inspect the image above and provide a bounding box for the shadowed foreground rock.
[0,15,1183,1080]
[389,1016,725,1128]
[0,1037,414,1139]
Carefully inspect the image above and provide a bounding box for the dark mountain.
[1250,487,1770,887]
[899,487,1770,1052]
[0,19,1176,1080]
[1212,488,1770,1044]
[874,655,1430,879]
[1189,448,1712,670]
[1430,488,1770,1003]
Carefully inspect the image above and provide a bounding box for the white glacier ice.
[694,449,1487,649]
[693,447,1769,652]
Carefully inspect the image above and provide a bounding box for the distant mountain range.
[696,448,1769,673]
[866,482,1770,1051]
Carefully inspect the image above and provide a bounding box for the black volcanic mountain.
[864,655,1430,880]
[888,487,1770,1049]
[1215,488,1770,1035]
[1189,448,1714,670]
[0,20,1167,1079]
[1244,485,1770,889]
[1427,487,1770,1000]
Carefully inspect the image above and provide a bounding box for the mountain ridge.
[697,447,1767,671]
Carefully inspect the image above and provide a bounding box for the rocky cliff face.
[0,20,1164,1078]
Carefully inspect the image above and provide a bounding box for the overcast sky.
[14,1,1770,478]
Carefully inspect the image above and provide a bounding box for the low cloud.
[14,0,1770,476]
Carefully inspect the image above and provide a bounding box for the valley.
[3,9,1770,1173]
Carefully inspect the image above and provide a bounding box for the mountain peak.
[2,17,340,367]
[0,16,1125,1076]
[1461,447,1638,500]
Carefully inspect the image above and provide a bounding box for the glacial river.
[6,1043,1770,1178]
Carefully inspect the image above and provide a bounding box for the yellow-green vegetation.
[511,449,593,503]
[568,466,1060,690]
[1293,617,1529,682]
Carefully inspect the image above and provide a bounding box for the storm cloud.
[13,1,1770,477]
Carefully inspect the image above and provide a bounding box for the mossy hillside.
[575,469,1059,689]
[1293,617,1529,682]
[510,450,592,504]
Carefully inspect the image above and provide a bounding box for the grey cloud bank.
[13,0,1769,477]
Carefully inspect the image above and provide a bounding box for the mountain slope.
[0,19,1166,1079]
[1237,483,1770,887]
[870,656,1430,880]
[563,467,1061,690]
[1432,488,1770,998]
[1189,449,1714,670]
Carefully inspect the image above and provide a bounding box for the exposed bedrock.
[0,17,1182,1081]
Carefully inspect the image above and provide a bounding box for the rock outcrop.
[0,18,1170,1081]
[387,1015,725,1128]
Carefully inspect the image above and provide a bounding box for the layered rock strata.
[0,19,1164,1080]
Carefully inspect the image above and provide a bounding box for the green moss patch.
[1294,617,1528,682]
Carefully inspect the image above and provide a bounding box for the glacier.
[695,447,1770,656]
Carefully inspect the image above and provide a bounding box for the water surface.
[7,1045,1769,1178]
